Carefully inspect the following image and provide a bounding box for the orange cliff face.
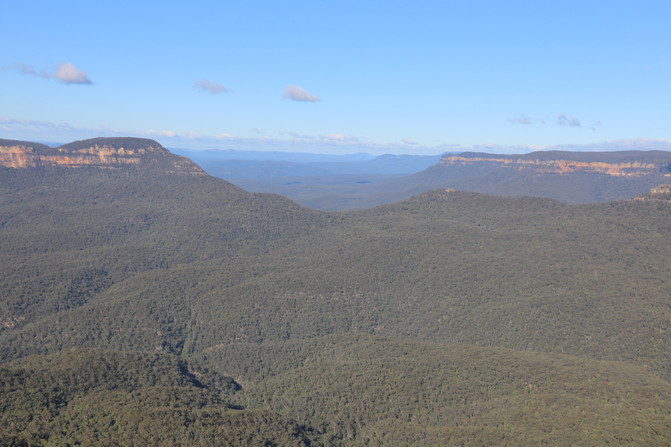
[0,144,145,168]
[42,144,146,167]
[439,155,668,177]
[0,139,204,175]
[0,144,42,168]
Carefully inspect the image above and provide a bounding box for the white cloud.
[194,79,228,94]
[282,85,320,102]
[52,63,92,84]
[13,62,92,84]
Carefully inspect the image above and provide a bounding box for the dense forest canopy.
[1,139,671,445]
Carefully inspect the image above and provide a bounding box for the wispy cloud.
[282,85,320,102]
[0,114,76,132]
[14,62,38,76]
[557,114,581,127]
[320,133,346,142]
[7,114,662,156]
[544,138,671,152]
[282,131,340,143]
[507,114,532,125]
[280,131,364,146]
[507,113,600,130]
[0,114,116,141]
[466,138,671,154]
[194,79,228,94]
[0,115,480,154]
[147,129,177,137]
[12,62,92,85]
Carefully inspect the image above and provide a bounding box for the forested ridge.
[1,139,671,445]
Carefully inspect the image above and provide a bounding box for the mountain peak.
[0,137,204,175]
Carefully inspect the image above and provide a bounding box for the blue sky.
[1,1,670,154]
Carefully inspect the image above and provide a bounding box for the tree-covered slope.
[0,349,316,446]
[0,165,332,330]
[2,166,671,376]
[198,334,671,446]
[2,140,671,445]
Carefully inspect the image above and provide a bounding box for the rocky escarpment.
[0,137,204,175]
[0,140,50,168]
[439,151,671,178]
[631,184,671,202]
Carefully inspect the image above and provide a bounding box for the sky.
[1,1,670,154]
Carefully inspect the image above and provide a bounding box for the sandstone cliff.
[631,183,671,202]
[439,151,671,178]
[0,137,204,175]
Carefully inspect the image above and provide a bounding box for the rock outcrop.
[631,184,671,202]
[0,137,204,175]
[439,152,671,178]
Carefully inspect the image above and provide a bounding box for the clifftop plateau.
[0,137,204,175]
[440,151,671,177]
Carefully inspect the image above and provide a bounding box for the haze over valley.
[178,144,671,210]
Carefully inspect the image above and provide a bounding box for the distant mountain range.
[172,147,376,163]
[174,148,442,178]
[225,149,671,210]
[4,138,671,210]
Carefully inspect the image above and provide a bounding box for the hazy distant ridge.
[222,149,671,210]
